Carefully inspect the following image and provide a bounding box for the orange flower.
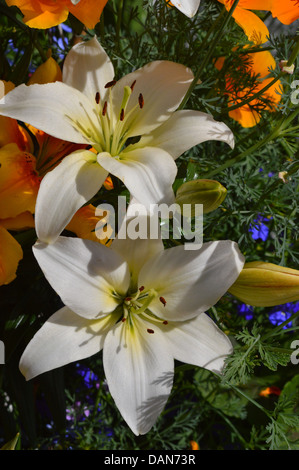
[190,440,199,450]
[219,1,299,44]
[5,0,108,29]
[216,49,283,127]
[259,386,281,397]
[219,0,272,44]
[271,0,299,25]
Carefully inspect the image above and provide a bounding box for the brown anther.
[159,297,167,307]
[147,328,155,334]
[130,80,136,91]
[125,297,132,302]
[95,91,100,104]
[104,80,117,89]
[102,101,108,116]
[139,286,145,292]
[122,317,127,322]
[138,93,144,109]
[120,108,125,121]
[163,320,168,325]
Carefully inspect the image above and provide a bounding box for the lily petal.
[111,202,164,288]
[170,0,201,17]
[63,36,114,103]
[97,147,177,208]
[111,60,194,137]
[19,306,119,381]
[0,82,100,145]
[139,241,245,321]
[34,150,108,244]
[32,237,130,319]
[103,314,174,435]
[158,312,233,374]
[137,110,234,159]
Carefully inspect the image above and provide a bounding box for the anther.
[130,80,136,91]
[102,101,108,116]
[147,328,155,334]
[160,297,167,307]
[122,317,127,322]
[105,80,117,88]
[120,108,125,121]
[95,91,100,104]
[125,297,132,302]
[163,320,168,325]
[139,286,145,292]
[138,93,144,109]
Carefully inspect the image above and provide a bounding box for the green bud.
[175,179,227,215]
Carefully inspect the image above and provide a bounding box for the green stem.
[179,0,240,110]
[203,108,299,178]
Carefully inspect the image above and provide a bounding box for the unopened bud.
[175,179,227,216]
[228,261,299,307]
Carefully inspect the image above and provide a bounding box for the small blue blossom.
[237,303,254,320]
[268,301,299,329]
[249,214,271,241]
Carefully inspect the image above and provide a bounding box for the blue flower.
[268,301,299,329]
[237,303,254,320]
[249,214,271,241]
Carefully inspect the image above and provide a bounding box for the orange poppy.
[5,0,108,29]
[216,49,283,127]
[219,1,299,44]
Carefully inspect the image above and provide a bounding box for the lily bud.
[228,261,299,307]
[175,179,227,216]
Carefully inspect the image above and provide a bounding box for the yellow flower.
[175,179,227,215]
[228,261,299,307]
[5,0,108,29]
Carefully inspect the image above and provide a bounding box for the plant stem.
[179,0,240,110]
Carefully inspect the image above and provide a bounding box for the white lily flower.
[0,37,234,244]
[20,229,244,435]
[167,0,201,18]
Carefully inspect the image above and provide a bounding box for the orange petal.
[232,7,270,44]
[246,49,276,79]
[236,0,272,9]
[27,56,62,85]
[0,211,35,231]
[0,226,23,286]
[0,144,40,219]
[271,0,299,24]
[66,204,113,245]
[6,0,69,28]
[103,175,114,190]
[68,0,108,29]
[229,103,261,128]
[0,81,27,150]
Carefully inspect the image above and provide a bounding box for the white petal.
[158,312,233,374]
[111,201,164,288]
[63,36,115,103]
[103,315,174,435]
[137,110,235,159]
[0,82,100,145]
[19,306,119,381]
[139,240,245,321]
[171,0,201,17]
[33,237,130,319]
[35,150,108,244]
[97,147,177,209]
[111,61,194,137]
